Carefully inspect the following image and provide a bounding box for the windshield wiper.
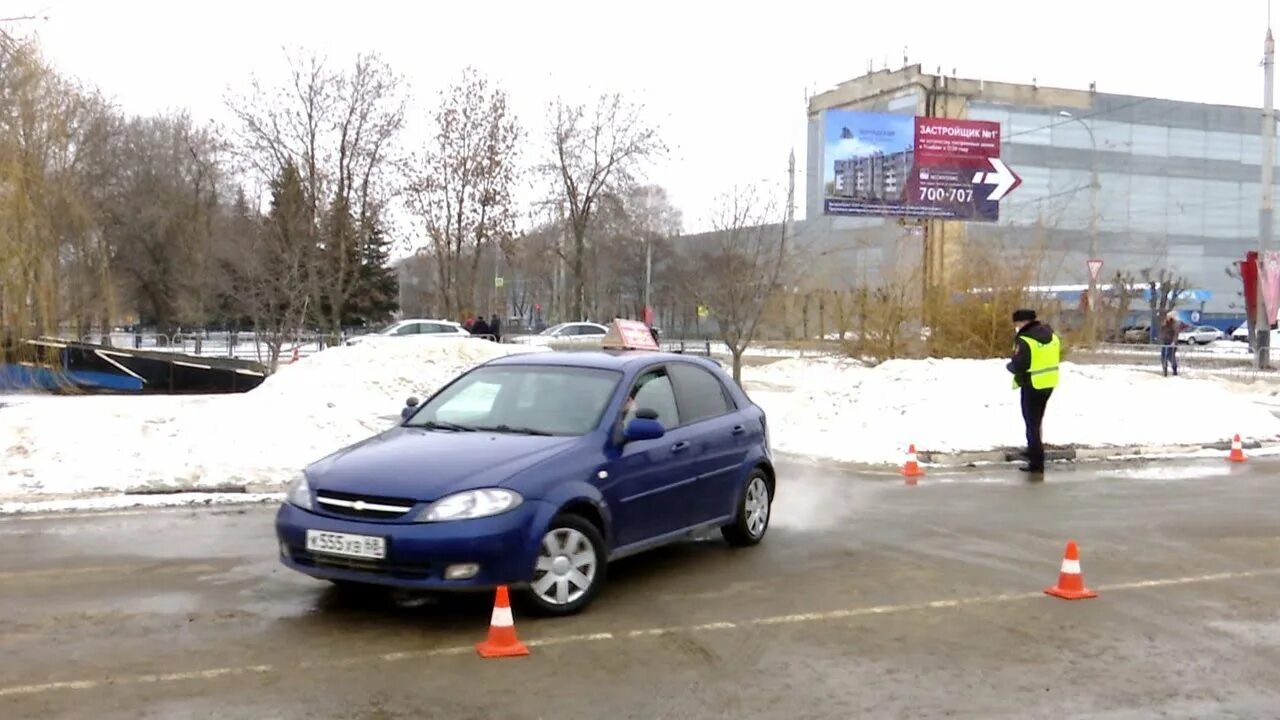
[474,424,555,436]
[418,420,477,432]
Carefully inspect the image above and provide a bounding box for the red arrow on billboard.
[972,158,1022,202]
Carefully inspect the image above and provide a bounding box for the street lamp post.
[1060,111,1100,343]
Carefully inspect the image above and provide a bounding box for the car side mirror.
[401,396,420,421]
[623,416,665,443]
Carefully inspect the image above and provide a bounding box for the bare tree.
[543,94,665,320]
[226,50,405,335]
[406,67,521,320]
[106,114,226,339]
[1099,270,1139,342]
[1141,268,1188,342]
[683,167,792,383]
[0,36,114,339]
[235,163,314,370]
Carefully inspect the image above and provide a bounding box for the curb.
[122,483,250,496]
[918,438,1269,468]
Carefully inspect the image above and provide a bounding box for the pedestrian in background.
[489,314,502,342]
[1159,315,1179,377]
[1006,309,1060,475]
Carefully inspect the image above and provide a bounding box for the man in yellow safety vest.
[1006,308,1060,474]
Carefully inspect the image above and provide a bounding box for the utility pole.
[1259,25,1275,370]
[1060,111,1100,343]
[643,238,652,320]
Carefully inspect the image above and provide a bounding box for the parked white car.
[1230,324,1280,344]
[1178,325,1225,345]
[511,322,610,346]
[345,319,470,346]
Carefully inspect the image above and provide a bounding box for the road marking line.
[0,567,1276,699]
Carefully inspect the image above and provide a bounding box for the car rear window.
[669,363,734,423]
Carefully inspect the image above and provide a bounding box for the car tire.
[521,514,608,617]
[721,469,772,548]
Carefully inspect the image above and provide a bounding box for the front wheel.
[722,469,772,547]
[522,515,607,616]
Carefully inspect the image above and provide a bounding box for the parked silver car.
[345,319,471,346]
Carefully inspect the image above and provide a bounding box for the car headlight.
[285,473,314,511]
[416,489,522,522]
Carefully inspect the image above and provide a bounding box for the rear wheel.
[522,514,607,616]
[722,469,772,547]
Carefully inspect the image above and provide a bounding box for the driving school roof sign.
[601,319,659,351]
[821,110,1021,222]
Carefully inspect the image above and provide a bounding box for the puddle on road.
[1208,619,1280,645]
[1101,465,1235,482]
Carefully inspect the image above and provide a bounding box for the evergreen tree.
[351,216,399,326]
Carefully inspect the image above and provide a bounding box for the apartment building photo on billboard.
[824,110,916,204]
[832,143,915,202]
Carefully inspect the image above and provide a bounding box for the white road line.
[0,567,1276,699]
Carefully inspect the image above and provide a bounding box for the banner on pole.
[1241,253,1259,328]
[1263,251,1280,327]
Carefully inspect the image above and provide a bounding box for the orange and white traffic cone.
[902,444,924,483]
[289,346,300,364]
[475,585,529,658]
[1044,540,1097,600]
[1228,434,1246,463]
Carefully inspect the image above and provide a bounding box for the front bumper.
[275,500,548,591]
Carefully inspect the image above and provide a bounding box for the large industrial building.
[795,64,1272,313]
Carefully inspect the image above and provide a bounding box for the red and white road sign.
[1087,259,1104,283]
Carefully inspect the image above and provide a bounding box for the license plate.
[305,530,386,560]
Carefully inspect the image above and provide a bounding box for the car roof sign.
[600,318,659,351]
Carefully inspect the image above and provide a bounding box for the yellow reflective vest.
[1012,333,1061,390]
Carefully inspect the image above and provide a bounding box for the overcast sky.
[11,0,1276,235]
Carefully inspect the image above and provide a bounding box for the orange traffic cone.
[1228,434,1246,463]
[902,444,924,483]
[475,585,529,658]
[1044,540,1097,600]
[289,346,300,364]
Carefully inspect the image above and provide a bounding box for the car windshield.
[405,364,622,436]
[539,324,568,336]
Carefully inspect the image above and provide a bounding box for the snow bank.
[0,339,543,500]
[6,341,1280,505]
[742,357,1280,465]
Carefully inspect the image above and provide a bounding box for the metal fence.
[70,331,339,364]
[52,330,1277,381]
[1069,342,1270,380]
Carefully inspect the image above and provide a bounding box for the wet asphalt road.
[1,458,1278,720]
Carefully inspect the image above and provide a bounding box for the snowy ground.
[1,339,546,503]
[744,356,1280,465]
[4,340,1280,508]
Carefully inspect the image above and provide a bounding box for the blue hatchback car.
[275,350,775,615]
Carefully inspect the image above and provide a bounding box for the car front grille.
[289,548,432,580]
[314,490,417,520]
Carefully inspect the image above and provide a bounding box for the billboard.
[821,110,1020,221]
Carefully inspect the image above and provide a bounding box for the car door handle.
[671,441,690,453]
[731,425,746,436]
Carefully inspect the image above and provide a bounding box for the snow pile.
[742,358,1280,465]
[6,342,1280,505]
[0,339,543,499]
